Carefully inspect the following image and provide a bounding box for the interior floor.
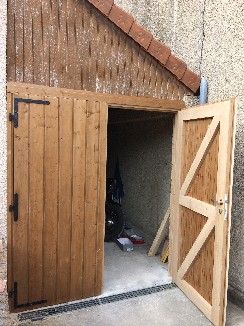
[105,108,173,296]
[103,236,171,296]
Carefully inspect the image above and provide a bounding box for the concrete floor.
[17,288,244,326]
[103,241,171,296]
[15,240,244,326]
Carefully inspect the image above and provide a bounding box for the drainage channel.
[18,283,177,322]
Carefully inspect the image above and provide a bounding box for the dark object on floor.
[105,178,125,242]
[105,202,125,242]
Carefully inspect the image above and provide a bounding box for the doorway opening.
[104,108,175,296]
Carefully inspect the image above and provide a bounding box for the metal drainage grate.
[18,283,176,322]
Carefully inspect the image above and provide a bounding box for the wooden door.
[170,99,236,326]
[7,92,108,312]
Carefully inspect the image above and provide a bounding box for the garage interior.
[103,108,175,295]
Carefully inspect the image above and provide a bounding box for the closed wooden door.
[170,99,236,326]
[7,93,108,312]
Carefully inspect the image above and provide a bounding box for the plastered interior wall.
[115,0,244,305]
[107,110,173,239]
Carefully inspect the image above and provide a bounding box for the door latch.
[211,195,228,220]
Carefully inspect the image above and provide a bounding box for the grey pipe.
[199,77,208,104]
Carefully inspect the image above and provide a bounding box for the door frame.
[7,82,183,311]
[7,82,235,325]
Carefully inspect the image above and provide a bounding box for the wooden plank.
[211,104,233,326]
[12,100,29,306]
[28,96,45,303]
[180,116,220,196]
[49,0,59,87]
[179,196,216,219]
[32,1,44,85]
[70,99,87,300]
[23,0,34,84]
[56,97,73,302]
[83,100,100,298]
[95,102,108,295]
[41,0,51,85]
[177,279,212,321]
[168,114,179,277]
[221,99,236,326]
[148,208,170,257]
[177,218,215,279]
[73,0,83,90]
[182,101,232,120]
[15,0,24,82]
[7,82,185,111]
[170,112,183,279]
[43,96,59,304]
[65,0,77,90]
[7,93,14,311]
[7,0,16,81]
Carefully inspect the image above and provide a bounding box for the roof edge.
[87,0,201,93]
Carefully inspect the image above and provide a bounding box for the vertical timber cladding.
[7,0,190,100]
[8,91,108,312]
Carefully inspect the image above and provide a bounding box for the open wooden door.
[170,99,236,326]
[7,91,108,312]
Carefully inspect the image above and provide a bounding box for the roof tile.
[108,4,134,34]
[165,55,187,79]
[181,69,201,93]
[87,0,114,16]
[148,39,171,65]
[87,0,201,93]
[129,22,153,50]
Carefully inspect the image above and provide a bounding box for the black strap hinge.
[9,282,47,309]
[9,193,18,222]
[9,98,50,128]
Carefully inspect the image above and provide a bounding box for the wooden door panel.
[43,96,59,305]
[13,101,29,306]
[8,93,108,312]
[70,99,87,301]
[171,99,236,326]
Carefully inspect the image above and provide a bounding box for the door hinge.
[9,193,18,222]
[9,282,47,309]
[9,98,50,128]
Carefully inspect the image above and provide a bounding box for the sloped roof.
[87,0,201,93]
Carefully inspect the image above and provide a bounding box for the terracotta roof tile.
[148,39,171,65]
[180,69,201,93]
[87,0,200,93]
[165,55,187,79]
[129,22,153,50]
[87,0,114,16]
[108,4,134,34]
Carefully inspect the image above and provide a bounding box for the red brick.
[148,39,171,65]
[129,22,153,50]
[181,69,201,93]
[108,4,134,34]
[87,0,114,16]
[165,55,187,79]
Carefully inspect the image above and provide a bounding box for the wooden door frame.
[7,82,183,311]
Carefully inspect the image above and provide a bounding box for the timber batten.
[7,83,184,112]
